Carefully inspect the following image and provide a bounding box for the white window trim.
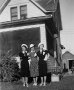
[10,6,18,21]
[10,3,28,20]
[20,5,27,19]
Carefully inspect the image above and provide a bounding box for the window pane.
[11,16,18,21]
[11,12,17,16]
[11,7,17,14]
[11,8,17,13]
[20,14,27,19]
[20,5,27,19]
[11,7,18,21]
[20,5,27,11]
[21,10,26,15]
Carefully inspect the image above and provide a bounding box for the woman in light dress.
[29,44,39,86]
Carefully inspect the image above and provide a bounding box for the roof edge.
[0,0,10,14]
[30,0,56,14]
[0,15,53,29]
[0,0,58,15]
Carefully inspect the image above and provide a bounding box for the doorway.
[69,60,74,69]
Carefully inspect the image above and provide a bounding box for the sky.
[60,0,74,54]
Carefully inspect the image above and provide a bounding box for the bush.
[0,51,20,82]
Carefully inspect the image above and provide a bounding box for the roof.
[0,0,10,14]
[30,0,62,30]
[62,51,74,60]
[0,0,59,14]
[0,0,5,8]
[30,0,58,13]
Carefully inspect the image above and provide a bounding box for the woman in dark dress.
[37,43,49,86]
[19,44,30,87]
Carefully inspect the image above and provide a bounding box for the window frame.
[20,5,27,20]
[10,6,18,21]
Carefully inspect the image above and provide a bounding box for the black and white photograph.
[0,0,74,90]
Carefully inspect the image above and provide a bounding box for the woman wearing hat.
[29,44,39,86]
[19,44,30,87]
[37,43,49,86]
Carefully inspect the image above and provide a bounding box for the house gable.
[30,0,62,30]
[0,0,62,31]
[62,51,74,60]
[0,0,45,22]
[62,51,74,70]
[30,0,58,13]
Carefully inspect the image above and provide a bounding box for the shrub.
[0,51,20,82]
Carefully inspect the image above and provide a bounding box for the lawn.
[1,76,74,90]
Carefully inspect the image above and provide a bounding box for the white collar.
[22,51,27,53]
[31,50,35,52]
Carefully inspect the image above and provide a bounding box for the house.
[62,51,74,71]
[0,0,62,66]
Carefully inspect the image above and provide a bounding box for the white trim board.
[0,23,47,49]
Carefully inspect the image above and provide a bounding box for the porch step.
[47,56,55,72]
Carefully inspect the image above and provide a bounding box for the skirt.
[38,60,47,77]
[21,61,30,77]
[30,60,39,77]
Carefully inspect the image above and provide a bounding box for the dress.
[37,50,48,77]
[29,51,39,77]
[19,52,30,77]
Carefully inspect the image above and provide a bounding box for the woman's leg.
[33,77,36,85]
[35,77,38,85]
[33,77,37,86]
[22,77,25,86]
[43,76,47,86]
[40,77,43,86]
[25,77,29,87]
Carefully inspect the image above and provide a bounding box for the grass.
[1,76,74,90]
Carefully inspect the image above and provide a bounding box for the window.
[11,7,18,21]
[20,5,27,19]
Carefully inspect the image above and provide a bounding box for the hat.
[21,44,28,48]
[30,44,35,48]
[38,43,44,47]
